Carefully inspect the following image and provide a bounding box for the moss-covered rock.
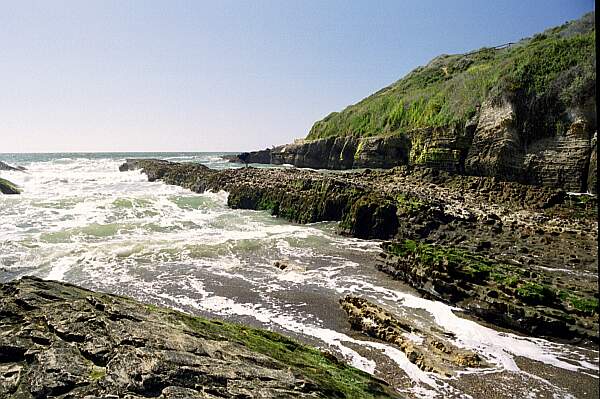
[0,177,21,194]
[0,277,400,398]
[379,240,598,341]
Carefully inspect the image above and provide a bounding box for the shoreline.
[120,158,598,344]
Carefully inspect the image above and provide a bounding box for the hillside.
[307,13,595,141]
[233,13,596,193]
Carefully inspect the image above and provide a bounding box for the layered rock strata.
[228,101,597,192]
[0,277,399,399]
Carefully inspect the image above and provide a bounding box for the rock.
[267,135,412,170]
[588,132,597,194]
[238,103,597,192]
[377,240,599,342]
[0,161,26,172]
[223,149,272,164]
[0,177,21,194]
[340,296,486,376]
[0,277,400,399]
[273,261,288,270]
[465,98,521,181]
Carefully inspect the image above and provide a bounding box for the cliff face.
[232,13,596,192]
[269,135,410,170]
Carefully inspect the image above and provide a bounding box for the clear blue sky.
[0,0,594,152]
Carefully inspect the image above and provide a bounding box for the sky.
[0,0,595,152]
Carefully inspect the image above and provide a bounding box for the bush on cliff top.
[307,13,595,140]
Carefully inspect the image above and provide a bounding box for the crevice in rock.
[79,348,110,367]
[0,346,27,363]
[14,298,38,311]
[46,324,86,343]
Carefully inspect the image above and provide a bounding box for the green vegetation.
[516,282,555,305]
[558,291,599,315]
[387,239,494,280]
[89,365,106,380]
[395,194,425,213]
[307,13,595,141]
[387,239,598,315]
[257,197,280,214]
[178,315,393,398]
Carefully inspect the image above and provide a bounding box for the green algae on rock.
[0,277,400,398]
[0,177,21,194]
[378,240,598,342]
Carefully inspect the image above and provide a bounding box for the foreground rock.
[121,159,598,342]
[0,277,399,398]
[340,296,486,376]
[0,177,21,194]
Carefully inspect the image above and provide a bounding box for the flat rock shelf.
[0,277,400,399]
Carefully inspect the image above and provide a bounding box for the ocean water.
[0,153,597,398]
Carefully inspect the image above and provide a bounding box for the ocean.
[0,152,597,397]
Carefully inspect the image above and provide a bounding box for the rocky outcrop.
[0,161,26,172]
[121,159,598,342]
[223,149,272,164]
[229,14,596,192]
[274,135,413,170]
[0,177,20,194]
[0,277,399,399]
[377,240,598,342]
[121,159,407,239]
[465,98,522,181]
[465,99,596,192]
[232,98,596,192]
[340,296,486,376]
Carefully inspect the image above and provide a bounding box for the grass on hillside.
[307,13,595,141]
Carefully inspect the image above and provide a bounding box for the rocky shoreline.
[120,159,598,344]
[0,277,399,398]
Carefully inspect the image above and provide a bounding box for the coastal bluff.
[226,13,597,194]
[0,276,398,399]
[121,159,598,343]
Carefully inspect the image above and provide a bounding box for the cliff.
[0,277,398,398]
[230,13,597,192]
